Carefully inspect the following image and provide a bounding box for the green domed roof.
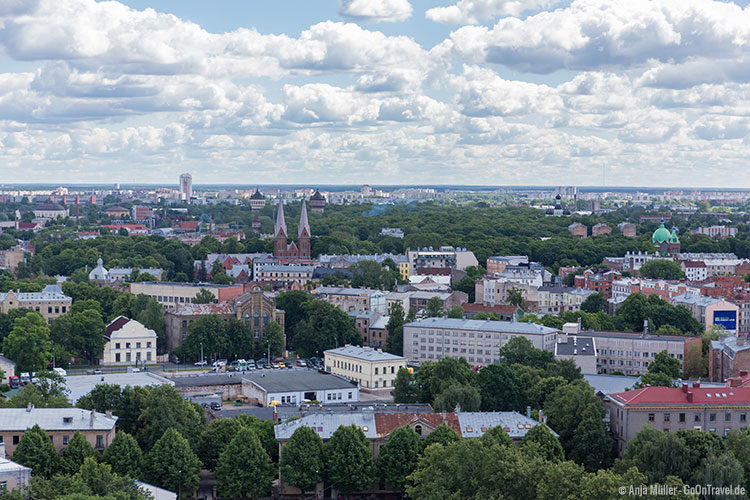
[669,227,680,244]
[652,220,671,244]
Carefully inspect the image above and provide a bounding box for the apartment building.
[670,293,740,333]
[591,330,701,375]
[255,264,314,286]
[0,285,72,323]
[129,282,244,309]
[408,291,468,315]
[574,269,622,299]
[403,318,558,367]
[607,381,750,453]
[312,286,387,313]
[536,286,593,314]
[0,246,25,272]
[406,247,478,275]
[0,407,117,456]
[324,345,406,390]
[479,278,539,307]
[710,336,750,382]
[486,256,529,274]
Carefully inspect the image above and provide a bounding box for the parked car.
[210,402,222,411]
[194,360,207,367]
[212,359,227,368]
[20,372,30,385]
[296,360,307,367]
[9,376,20,389]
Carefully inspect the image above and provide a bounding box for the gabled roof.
[106,316,131,336]
[274,200,287,237]
[374,412,460,438]
[250,189,264,200]
[325,345,405,362]
[610,384,750,406]
[310,190,325,201]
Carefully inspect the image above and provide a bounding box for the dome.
[563,209,571,215]
[652,220,672,244]
[250,189,264,200]
[89,256,110,281]
[555,194,562,200]
[669,227,680,244]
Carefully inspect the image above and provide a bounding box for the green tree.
[12,424,61,478]
[537,460,585,500]
[102,431,143,479]
[640,259,685,280]
[196,418,243,471]
[421,423,460,451]
[136,385,205,451]
[215,427,273,498]
[726,429,750,493]
[261,321,285,358]
[446,305,464,318]
[61,431,97,475]
[324,425,374,496]
[2,312,52,371]
[193,288,216,304]
[413,357,476,404]
[520,424,564,462]
[280,426,324,498]
[617,426,692,483]
[499,336,553,369]
[234,414,280,463]
[694,453,745,499]
[433,383,481,412]
[175,314,228,362]
[580,292,606,313]
[478,363,522,411]
[275,290,311,349]
[377,425,421,490]
[507,288,526,309]
[385,301,405,355]
[143,428,201,497]
[424,296,443,317]
[480,426,514,448]
[392,367,417,403]
[293,300,362,358]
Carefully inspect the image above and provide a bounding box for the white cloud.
[339,0,413,23]
[447,0,750,73]
[426,0,560,24]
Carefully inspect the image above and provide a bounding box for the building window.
[115,353,120,362]
[96,435,103,449]
[663,413,670,422]
[679,413,686,423]
[327,393,331,401]
[710,413,716,422]
[414,425,422,436]
[741,413,747,422]
[63,435,70,445]
[725,412,732,422]
[115,343,120,349]
[695,414,701,423]
[374,367,379,375]
[648,413,655,422]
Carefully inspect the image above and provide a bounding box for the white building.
[89,257,110,281]
[554,328,597,375]
[101,317,157,366]
[0,355,15,385]
[324,345,406,390]
[0,445,31,492]
[179,173,192,201]
[241,371,359,406]
[403,318,559,367]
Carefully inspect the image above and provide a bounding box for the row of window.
[0,433,104,448]
[114,341,152,349]
[114,351,152,362]
[18,304,67,314]
[648,412,747,423]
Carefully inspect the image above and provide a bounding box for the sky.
[2,0,750,187]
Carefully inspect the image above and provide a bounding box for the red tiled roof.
[416,267,452,276]
[610,384,750,406]
[178,221,200,230]
[102,224,147,231]
[374,412,460,438]
[17,222,40,229]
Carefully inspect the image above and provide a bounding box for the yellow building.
[128,282,243,309]
[0,285,72,324]
[324,345,406,390]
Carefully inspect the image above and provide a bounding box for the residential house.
[101,317,157,366]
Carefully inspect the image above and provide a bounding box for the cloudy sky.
[2,0,750,187]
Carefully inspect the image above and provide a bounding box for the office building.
[324,345,406,390]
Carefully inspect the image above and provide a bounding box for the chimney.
[90,409,95,427]
[538,409,544,423]
[526,406,532,418]
[105,410,112,419]
[682,383,688,393]
[692,381,700,388]
[26,403,34,412]
[686,392,693,403]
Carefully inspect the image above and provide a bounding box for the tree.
[481,426,514,448]
[196,418,243,471]
[413,357,477,405]
[640,259,685,280]
[617,426,692,483]
[424,296,443,317]
[499,336,553,369]
[2,312,52,371]
[507,288,526,309]
[215,427,274,498]
[537,460,585,500]
[545,359,583,382]
[478,364,523,411]
[275,290,311,349]
[636,349,680,388]
[421,423,460,451]
[234,414,280,463]
[102,431,143,479]
[262,321,285,358]
[385,301,405,355]
[324,425,374,496]
[580,292,606,313]
[446,305,464,318]
[12,424,60,478]
[377,425,421,490]
[726,429,750,493]
[293,300,362,358]
[136,385,205,451]
[61,431,97,475]
[520,424,564,462]
[193,288,216,304]
[568,404,613,472]
[280,426,324,498]
[392,367,418,403]
[175,314,228,362]
[694,453,745,498]
[433,383,481,412]
[143,428,201,497]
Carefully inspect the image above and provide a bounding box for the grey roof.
[405,317,559,335]
[555,336,595,356]
[0,290,71,302]
[584,374,640,395]
[275,402,434,420]
[457,412,557,438]
[0,457,30,474]
[243,371,357,394]
[588,331,693,342]
[171,373,244,388]
[711,335,750,360]
[325,345,405,362]
[275,412,377,440]
[0,408,117,431]
[670,293,722,307]
[257,265,314,272]
[214,407,276,420]
[65,372,173,403]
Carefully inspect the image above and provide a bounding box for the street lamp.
[177,469,182,500]
[200,342,204,367]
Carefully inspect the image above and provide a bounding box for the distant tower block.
[179,173,192,201]
[310,190,326,212]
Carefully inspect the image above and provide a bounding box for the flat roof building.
[324,345,406,390]
[241,371,359,407]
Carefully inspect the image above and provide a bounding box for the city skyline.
[2,0,750,186]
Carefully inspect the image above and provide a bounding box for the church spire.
[298,201,310,238]
[274,200,287,237]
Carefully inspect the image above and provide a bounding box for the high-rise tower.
[179,173,192,201]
